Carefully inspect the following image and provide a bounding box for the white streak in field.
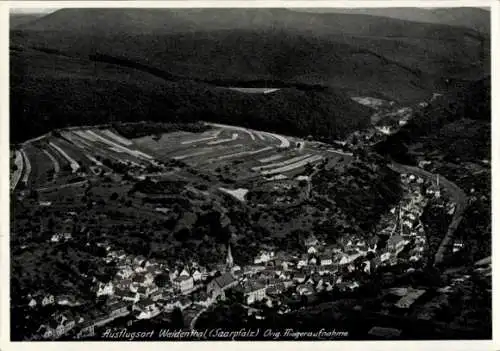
[63,131,93,149]
[101,129,133,146]
[86,130,153,160]
[173,149,214,160]
[20,149,32,184]
[219,187,249,202]
[261,155,324,176]
[216,146,273,160]
[207,133,238,145]
[11,150,24,190]
[181,136,217,145]
[260,132,290,148]
[252,154,312,171]
[49,142,80,173]
[74,130,98,142]
[206,123,256,141]
[258,154,285,163]
[327,149,354,157]
[255,131,267,141]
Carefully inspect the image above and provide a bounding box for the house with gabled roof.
[206,272,238,300]
[319,255,333,266]
[42,294,55,306]
[244,280,267,305]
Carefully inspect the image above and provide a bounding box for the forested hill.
[10,47,372,143]
[11,8,489,103]
[295,7,490,34]
[374,77,491,164]
[15,8,485,38]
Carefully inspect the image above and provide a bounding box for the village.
[23,165,467,340]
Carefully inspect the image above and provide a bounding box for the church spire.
[226,242,234,269]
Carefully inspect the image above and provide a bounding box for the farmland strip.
[42,149,60,180]
[216,146,273,161]
[181,136,217,145]
[261,132,290,148]
[252,154,312,171]
[207,133,238,145]
[261,155,324,176]
[206,122,256,141]
[86,130,153,160]
[20,149,32,185]
[11,150,24,191]
[255,131,267,141]
[173,149,219,160]
[258,154,285,163]
[85,154,103,166]
[49,142,80,173]
[101,129,133,146]
[62,131,93,149]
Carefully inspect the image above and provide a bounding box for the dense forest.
[10,47,372,143]
[374,77,491,165]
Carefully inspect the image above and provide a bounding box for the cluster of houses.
[231,234,381,308]
[30,167,462,340]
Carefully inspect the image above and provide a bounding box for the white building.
[96,282,114,297]
[254,251,275,264]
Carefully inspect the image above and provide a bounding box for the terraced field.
[132,122,351,182]
[11,123,353,195]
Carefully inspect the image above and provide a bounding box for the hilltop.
[295,7,490,34]
[15,8,486,37]
[11,8,489,103]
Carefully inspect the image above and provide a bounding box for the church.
[206,243,240,300]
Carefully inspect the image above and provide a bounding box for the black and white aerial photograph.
[8,2,494,344]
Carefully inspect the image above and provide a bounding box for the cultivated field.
[132,122,351,183]
[11,123,352,196]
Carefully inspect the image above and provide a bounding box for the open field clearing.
[49,141,81,173]
[11,150,24,191]
[20,149,32,186]
[219,187,249,202]
[261,155,324,176]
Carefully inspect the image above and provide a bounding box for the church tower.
[226,243,234,269]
